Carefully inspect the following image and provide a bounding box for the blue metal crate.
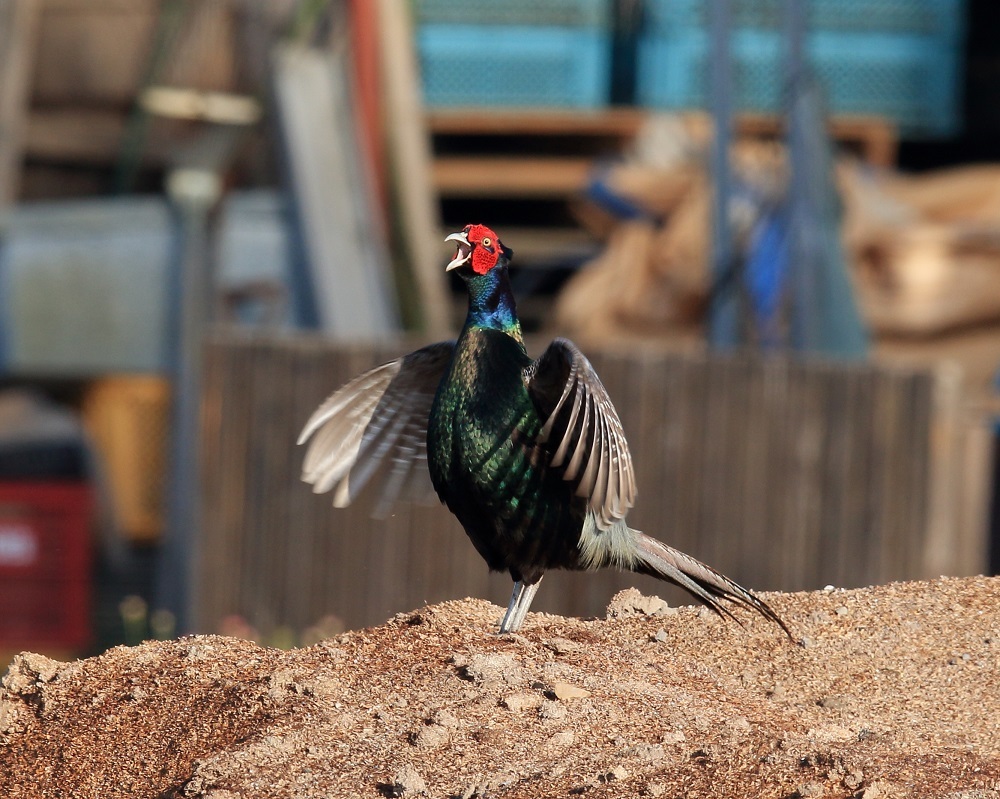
[636,10,965,136]
[413,0,611,27]
[418,24,612,108]
[644,0,965,37]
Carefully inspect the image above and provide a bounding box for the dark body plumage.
[429,325,579,585]
[300,224,789,636]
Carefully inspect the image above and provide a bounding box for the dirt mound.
[3,576,1000,798]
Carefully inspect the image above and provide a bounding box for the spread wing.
[524,338,637,529]
[298,341,455,515]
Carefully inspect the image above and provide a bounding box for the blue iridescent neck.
[462,262,523,341]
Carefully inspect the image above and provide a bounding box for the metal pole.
[785,0,817,350]
[707,0,739,348]
[156,167,222,633]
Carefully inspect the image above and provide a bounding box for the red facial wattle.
[471,245,498,274]
[467,224,501,274]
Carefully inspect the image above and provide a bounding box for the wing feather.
[525,338,637,530]
[565,385,592,480]
[551,375,582,467]
[299,341,455,514]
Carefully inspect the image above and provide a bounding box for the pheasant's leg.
[499,578,542,634]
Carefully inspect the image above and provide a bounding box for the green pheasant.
[299,224,789,636]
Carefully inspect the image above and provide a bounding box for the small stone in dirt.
[793,782,825,797]
[651,629,669,643]
[393,611,426,626]
[723,716,751,739]
[551,682,591,701]
[0,698,16,733]
[767,684,788,702]
[303,675,341,701]
[548,730,575,747]
[835,606,849,616]
[628,743,665,762]
[539,700,568,720]
[391,765,427,796]
[501,692,543,713]
[410,723,450,749]
[429,708,458,728]
[606,588,674,619]
[546,638,583,655]
[459,778,489,799]
[644,782,667,797]
[2,653,60,694]
[661,730,686,745]
[817,694,854,712]
[459,654,523,688]
[862,780,904,799]
[807,724,855,744]
[598,766,629,782]
[843,769,865,790]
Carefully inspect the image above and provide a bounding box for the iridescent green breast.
[427,327,585,578]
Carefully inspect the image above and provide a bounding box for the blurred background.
[0,0,998,661]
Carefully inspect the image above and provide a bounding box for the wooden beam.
[376,0,451,335]
[350,0,387,215]
[23,108,189,164]
[0,0,41,207]
[434,156,594,197]
[429,109,897,168]
[24,108,126,163]
[428,108,647,138]
[273,42,399,336]
[736,112,898,168]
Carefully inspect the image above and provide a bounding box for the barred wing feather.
[298,341,455,514]
[525,338,637,530]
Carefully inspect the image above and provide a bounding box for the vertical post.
[707,0,738,348]
[784,0,816,350]
[376,0,452,335]
[0,0,41,208]
[784,0,867,357]
[784,0,806,82]
[157,167,222,633]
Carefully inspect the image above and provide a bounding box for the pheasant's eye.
[481,237,492,248]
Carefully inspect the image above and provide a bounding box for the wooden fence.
[196,332,992,636]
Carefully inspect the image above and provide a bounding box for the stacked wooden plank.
[842,164,1000,336]
[554,130,1000,403]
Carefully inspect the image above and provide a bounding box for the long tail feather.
[633,533,792,639]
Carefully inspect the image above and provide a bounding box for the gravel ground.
[2,575,999,798]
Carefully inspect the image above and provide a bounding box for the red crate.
[0,482,92,650]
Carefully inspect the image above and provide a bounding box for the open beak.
[445,230,472,271]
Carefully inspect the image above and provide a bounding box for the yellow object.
[82,376,170,543]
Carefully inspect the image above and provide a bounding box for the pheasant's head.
[445,224,511,275]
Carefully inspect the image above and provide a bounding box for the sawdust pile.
[3,576,1000,798]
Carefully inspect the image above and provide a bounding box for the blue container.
[418,24,612,108]
[636,0,965,136]
[644,0,964,37]
[413,0,611,27]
